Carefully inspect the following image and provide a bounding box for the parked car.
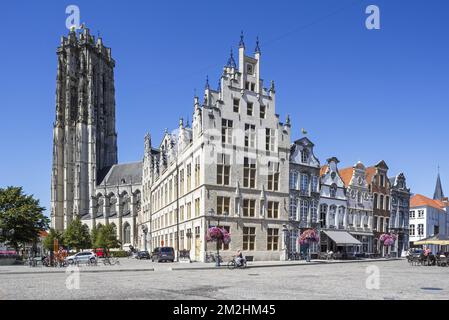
[151,247,175,262]
[66,251,97,264]
[136,251,150,260]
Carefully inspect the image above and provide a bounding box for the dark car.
[136,251,150,260]
[151,247,175,262]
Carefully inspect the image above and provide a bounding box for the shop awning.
[323,230,362,246]
[414,234,449,246]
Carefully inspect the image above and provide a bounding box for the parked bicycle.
[205,252,223,263]
[102,256,120,266]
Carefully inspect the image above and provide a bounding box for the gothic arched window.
[123,223,131,244]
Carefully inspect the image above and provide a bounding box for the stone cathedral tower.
[51,27,118,230]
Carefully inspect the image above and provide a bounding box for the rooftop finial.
[205,75,210,90]
[239,31,245,49]
[285,114,290,126]
[226,48,237,68]
[255,36,261,54]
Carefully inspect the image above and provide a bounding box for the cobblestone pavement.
[0,259,448,300]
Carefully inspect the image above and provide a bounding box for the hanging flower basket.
[299,229,319,245]
[206,227,231,245]
[379,233,397,247]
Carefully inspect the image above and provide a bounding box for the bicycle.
[206,252,223,263]
[103,256,120,266]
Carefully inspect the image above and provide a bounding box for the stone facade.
[50,28,141,247]
[339,162,374,254]
[139,35,291,261]
[288,137,321,254]
[389,173,410,256]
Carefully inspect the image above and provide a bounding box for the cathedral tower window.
[247,102,253,116]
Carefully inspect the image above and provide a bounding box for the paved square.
[0,259,448,300]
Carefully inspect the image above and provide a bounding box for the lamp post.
[282,224,289,261]
[208,208,227,267]
[142,225,148,252]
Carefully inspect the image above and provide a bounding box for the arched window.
[109,195,117,216]
[300,174,309,193]
[123,223,131,244]
[330,184,337,198]
[122,192,130,215]
[380,195,384,210]
[109,223,117,236]
[385,196,390,211]
[134,190,142,212]
[97,196,104,216]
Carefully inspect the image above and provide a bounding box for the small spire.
[179,118,184,128]
[434,169,445,201]
[270,80,275,93]
[226,48,237,68]
[239,31,245,48]
[285,115,291,126]
[205,76,210,90]
[255,36,261,54]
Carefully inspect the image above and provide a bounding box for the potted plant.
[299,229,319,262]
[206,227,231,266]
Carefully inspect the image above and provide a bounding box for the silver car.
[66,251,97,265]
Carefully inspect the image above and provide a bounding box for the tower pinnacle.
[434,170,445,201]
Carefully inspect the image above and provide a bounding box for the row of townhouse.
[288,138,411,258]
[137,34,411,261]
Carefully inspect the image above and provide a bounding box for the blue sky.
[1,0,448,215]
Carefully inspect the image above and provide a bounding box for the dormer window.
[301,149,309,163]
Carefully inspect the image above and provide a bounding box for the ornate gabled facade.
[139,34,291,261]
[365,160,391,256]
[318,157,348,230]
[50,27,141,247]
[288,137,321,254]
[389,173,410,256]
[339,162,374,254]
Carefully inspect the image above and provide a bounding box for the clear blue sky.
[1,0,448,216]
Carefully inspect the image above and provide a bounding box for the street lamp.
[141,225,148,252]
[282,224,289,261]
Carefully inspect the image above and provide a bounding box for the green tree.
[94,224,121,256]
[63,216,91,251]
[0,187,49,253]
[42,228,64,252]
[90,225,99,248]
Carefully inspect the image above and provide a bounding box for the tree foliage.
[43,228,64,251]
[94,224,120,255]
[63,216,91,251]
[0,187,49,251]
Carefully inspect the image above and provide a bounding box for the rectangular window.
[195,156,200,187]
[243,199,256,217]
[179,169,185,196]
[244,124,256,148]
[251,83,256,92]
[247,102,253,116]
[217,154,230,186]
[217,196,230,215]
[265,128,275,151]
[243,157,256,188]
[268,163,279,191]
[418,210,424,218]
[180,205,185,222]
[373,216,378,231]
[290,172,298,190]
[245,81,250,90]
[311,176,319,193]
[221,119,233,144]
[186,164,192,192]
[409,225,415,236]
[243,227,256,251]
[187,202,191,220]
[267,228,279,251]
[195,198,200,217]
[417,224,424,236]
[300,174,309,194]
[409,211,415,219]
[260,105,266,119]
[267,201,279,219]
[233,98,240,113]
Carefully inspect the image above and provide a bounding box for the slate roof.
[434,174,445,201]
[98,161,143,186]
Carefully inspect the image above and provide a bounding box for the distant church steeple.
[433,168,445,201]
